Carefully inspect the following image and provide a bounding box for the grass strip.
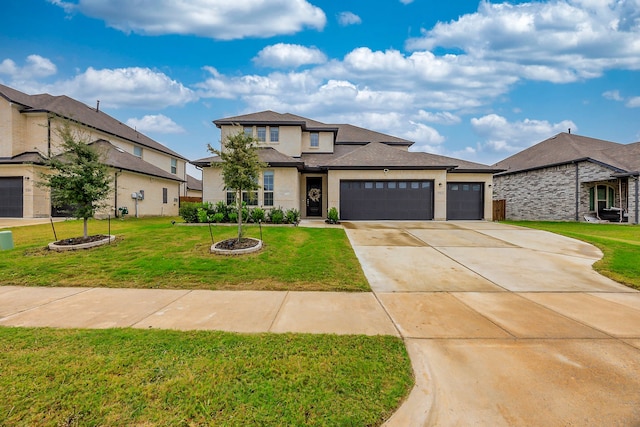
[0,327,413,426]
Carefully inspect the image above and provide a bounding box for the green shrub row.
[179,202,300,225]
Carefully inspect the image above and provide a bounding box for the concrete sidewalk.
[0,287,398,336]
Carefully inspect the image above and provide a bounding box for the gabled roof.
[187,174,203,192]
[493,133,630,176]
[0,152,47,165]
[0,83,186,161]
[320,142,498,171]
[192,147,304,169]
[90,140,184,182]
[213,110,412,147]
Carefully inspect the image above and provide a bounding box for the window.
[310,132,319,147]
[270,126,279,142]
[133,146,142,157]
[257,126,266,142]
[263,171,274,206]
[170,158,177,174]
[162,187,168,204]
[227,188,258,206]
[226,189,235,206]
[375,182,384,189]
[589,184,616,211]
[244,126,253,137]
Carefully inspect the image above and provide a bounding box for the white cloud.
[337,11,362,26]
[414,110,461,125]
[126,114,185,134]
[603,90,623,101]
[0,55,57,80]
[253,44,327,68]
[406,0,640,83]
[52,0,326,40]
[471,114,576,155]
[53,67,198,109]
[626,97,640,108]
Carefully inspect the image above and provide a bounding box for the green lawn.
[0,328,413,426]
[506,221,640,290]
[0,217,369,291]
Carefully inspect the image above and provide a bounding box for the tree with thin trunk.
[208,130,266,242]
[40,122,112,238]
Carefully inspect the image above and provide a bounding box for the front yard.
[0,217,368,291]
[0,218,412,426]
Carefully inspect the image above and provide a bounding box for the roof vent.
[96,100,100,112]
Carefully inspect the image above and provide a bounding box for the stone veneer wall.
[493,161,619,221]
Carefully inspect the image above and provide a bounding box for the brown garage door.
[0,177,23,217]
[340,180,434,220]
[447,182,484,220]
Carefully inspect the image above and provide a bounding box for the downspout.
[47,115,52,157]
[574,162,579,221]
[114,169,122,218]
[635,175,639,225]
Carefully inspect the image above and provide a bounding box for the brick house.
[493,132,639,223]
[193,111,500,221]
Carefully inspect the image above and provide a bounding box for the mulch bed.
[215,238,259,250]
[54,235,110,246]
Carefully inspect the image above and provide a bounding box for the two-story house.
[193,111,500,221]
[0,83,187,218]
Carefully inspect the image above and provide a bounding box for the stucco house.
[493,132,639,224]
[193,111,500,221]
[0,83,187,218]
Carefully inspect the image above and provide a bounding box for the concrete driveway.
[344,221,640,426]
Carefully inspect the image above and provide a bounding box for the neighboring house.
[193,111,500,221]
[185,174,203,199]
[493,132,640,224]
[0,83,187,218]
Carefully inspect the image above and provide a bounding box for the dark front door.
[306,177,322,217]
[0,177,23,218]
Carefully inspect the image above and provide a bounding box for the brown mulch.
[54,235,110,246]
[214,238,259,250]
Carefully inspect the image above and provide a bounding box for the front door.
[306,177,322,217]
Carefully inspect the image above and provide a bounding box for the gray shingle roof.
[90,140,184,182]
[0,83,186,161]
[187,174,203,191]
[0,152,47,165]
[192,147,304,168]
[213,110,412,146]
[493,132,633,176]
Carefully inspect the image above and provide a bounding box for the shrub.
[212,212,225,223]
[327,207,340,224]
[179,202,201,223]
[285,208,300,225]
[228,211,238,223]
[214,201,230,221]
[197,207,209,223]
[242,205,250,223]
[268,207,285,224]
[251,207,265,223]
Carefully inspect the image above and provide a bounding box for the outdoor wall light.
[438,182,442,187]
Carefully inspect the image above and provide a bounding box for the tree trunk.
[236,189,242,243]
[83,217,88,238]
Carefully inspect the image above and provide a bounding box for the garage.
[0,177,24,217]
[340,180,434,220]
[447,182,484,220]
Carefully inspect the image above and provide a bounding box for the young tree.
[208,130,266,242]
[40,122,112,238]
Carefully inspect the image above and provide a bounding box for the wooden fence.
[179,196,203,204]
[493,199,506,221]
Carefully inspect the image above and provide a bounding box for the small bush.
[214,201,230,221]
[179,202,201,223]
[327,207,340,224]
[251,207,266,223]
[285,208,300,225]
[212,212,225,223]
[197,208,209,223]
[228,211,238,223]
[269,207,285,224]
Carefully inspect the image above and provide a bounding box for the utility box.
[0,230,14,250]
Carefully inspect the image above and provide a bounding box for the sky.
[2,0,639,178]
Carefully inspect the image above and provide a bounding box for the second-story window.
[170,158,177,174]
[244,126,253,137]
[257,126,266,142]
[270,126,279,142]
[133,146,142,157]
[310,132,319,147]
